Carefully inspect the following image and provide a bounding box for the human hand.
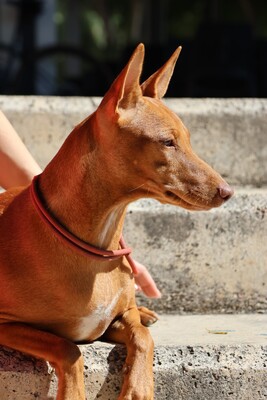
[133,260,161,298]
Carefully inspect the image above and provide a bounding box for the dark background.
[0,0,267,97]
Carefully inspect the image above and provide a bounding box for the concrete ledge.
[0,314,266,399]
[0,96,266,185]
[125,187,267,313]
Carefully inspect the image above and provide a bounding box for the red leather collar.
[30,175,137,273]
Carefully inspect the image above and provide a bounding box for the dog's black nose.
[218,184,234,201]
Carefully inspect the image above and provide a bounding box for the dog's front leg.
[104,307,154,400]
[0,323,85,400]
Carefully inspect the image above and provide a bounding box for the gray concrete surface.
[0,96,266,186]
[125,187,267,313]
[0,314,266,399]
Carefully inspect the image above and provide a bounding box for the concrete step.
[125,186,267,313]
[0,314,266,399]
[0,96,266,186]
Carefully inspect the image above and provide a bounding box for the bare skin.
[0,111,42,189]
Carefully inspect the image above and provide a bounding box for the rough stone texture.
[125,187,267,313]
[0,96,266,186]
[2,345,266,400]
[153,344,267,400]
[0,315,266,399]
[0,347,57,399]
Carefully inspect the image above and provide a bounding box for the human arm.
[0,110,42,189]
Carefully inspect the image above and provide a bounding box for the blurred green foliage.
[56,0,267,56]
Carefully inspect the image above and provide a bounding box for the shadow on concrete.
[0,346,55,399]
[95,344,126,399]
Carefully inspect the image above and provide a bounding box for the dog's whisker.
[128,183,146,193]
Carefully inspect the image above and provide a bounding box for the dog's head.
[94,44,233,211]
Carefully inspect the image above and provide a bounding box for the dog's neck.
[37,113,128,250]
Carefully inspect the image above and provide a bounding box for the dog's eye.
[163,139,175,147]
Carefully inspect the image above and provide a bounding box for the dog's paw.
[138,306,158,327]
[118,376,153,400]
[119,392,153,400]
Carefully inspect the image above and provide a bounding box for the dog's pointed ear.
[141,46,182,99]
[100,43,145,112]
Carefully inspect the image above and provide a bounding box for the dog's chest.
[75,287,123,341]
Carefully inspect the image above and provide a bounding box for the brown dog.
[0,44,233,399]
